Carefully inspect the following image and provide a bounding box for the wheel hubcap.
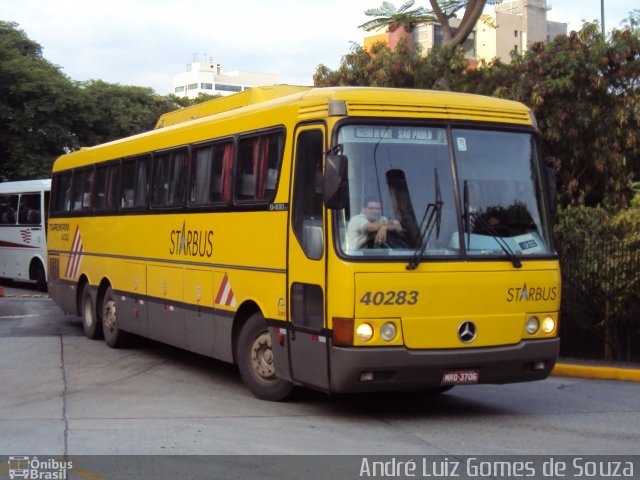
[250,331,275,380]
[104,299,116,332]
[84,299,94,327]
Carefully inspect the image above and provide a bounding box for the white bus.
[0,179,50,290]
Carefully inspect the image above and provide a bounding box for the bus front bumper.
[329,338,560,393]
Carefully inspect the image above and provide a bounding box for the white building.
[173,61,278,99]
[475,0,567,62]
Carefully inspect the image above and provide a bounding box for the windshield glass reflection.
[334,124,552,261]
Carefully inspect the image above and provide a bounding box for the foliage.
[360,1,433,33]
[0,22,223,179]
[73,80,178,146]
[0,21,79,180]
[319,18,640,210]
[496,23,640,208]
[554,205,640,360]
[314,40,468,89]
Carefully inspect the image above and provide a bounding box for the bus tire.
[32,260,47,292]
[81,285,103,340]
[101,286,129,348]
[237,312,293,401]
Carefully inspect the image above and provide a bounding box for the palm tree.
[360,1,434,51]
[360,1,489,50]
[360,1,434,33]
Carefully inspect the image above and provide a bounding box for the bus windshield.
[335,124,553,261]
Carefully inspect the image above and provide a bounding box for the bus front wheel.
[237,312,293,401]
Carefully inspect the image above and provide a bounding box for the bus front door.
[286,126,330,391]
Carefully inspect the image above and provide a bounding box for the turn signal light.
[332,317,354,346]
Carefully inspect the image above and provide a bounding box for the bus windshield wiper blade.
[471,213,523,269]
[407,169,442,270]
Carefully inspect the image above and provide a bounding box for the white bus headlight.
[356,323,374,342]
[526,316,540,335]
[541,316,556,334]
[380,322,397,342]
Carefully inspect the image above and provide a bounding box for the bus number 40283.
[359,290,419,306]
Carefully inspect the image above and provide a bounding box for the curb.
[0,293,50,298]
[553,363,640,382]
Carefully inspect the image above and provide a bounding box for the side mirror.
[324,153,348,209]
[545,156,558,214]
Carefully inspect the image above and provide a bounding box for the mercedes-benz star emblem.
[458,321,477,343]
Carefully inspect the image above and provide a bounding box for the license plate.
[441,368,480,385]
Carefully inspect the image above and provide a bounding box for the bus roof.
[53,86,534,173]
[0,179,51,194]
[155,85,311,128]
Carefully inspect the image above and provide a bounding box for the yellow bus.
[47,85,560,400]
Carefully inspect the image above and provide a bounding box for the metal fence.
[558,239,640,361]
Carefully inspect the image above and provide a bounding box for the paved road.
[1,280,639,460]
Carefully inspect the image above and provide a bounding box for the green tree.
[74,80,179,146]
[314,41,467,88]
[492,23,640,207]
[0,21,78,180]
[321,17,640,209]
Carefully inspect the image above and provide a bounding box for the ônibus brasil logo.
[8,456,73,480]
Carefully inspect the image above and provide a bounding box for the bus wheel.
[32,261,47,292]
[81,285,103,340]
[237,312,293,401]
[102,286,129,348]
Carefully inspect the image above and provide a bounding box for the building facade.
[476,0,567,62]
[173,61,278,99]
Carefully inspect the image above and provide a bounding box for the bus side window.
[121,159,137,208]
[0,194,18,224]
[151,149,185,208]
[73,168,94,212]
[18,193,41,224]
[190,141,233,206]
[121,156,149,209]
[292,129,324,260]
[236,131,283,202]
[94,163,119,211]
[51,172,72,214]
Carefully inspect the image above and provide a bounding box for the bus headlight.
[541,316,556,334]
[356,323,374,342]
[380,322,397,342]
[525,316,540,335]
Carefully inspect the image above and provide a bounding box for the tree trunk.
[429,0,487,49]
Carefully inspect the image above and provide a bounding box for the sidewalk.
[553,358,640,382]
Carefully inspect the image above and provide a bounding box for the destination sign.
[345,126,446,144]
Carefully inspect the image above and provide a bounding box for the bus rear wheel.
[237,312,293,401]
[101,286,129,348]
[81,285,103,339]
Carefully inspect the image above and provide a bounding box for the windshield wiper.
[463,180,522,269]
[407,169,443,270]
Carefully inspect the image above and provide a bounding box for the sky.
[2,0,637,95]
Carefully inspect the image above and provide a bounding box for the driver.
[347,197,402,249]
